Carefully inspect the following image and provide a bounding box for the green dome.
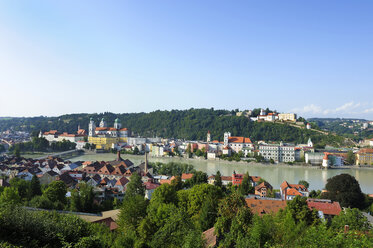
[115,118,120,123]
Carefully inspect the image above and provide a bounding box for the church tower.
[114,118,122,129]
[307,138,313,147]
[88,118,96,137]
[99,118,107,128]
[224,132,231,146]
[207,131,211,143]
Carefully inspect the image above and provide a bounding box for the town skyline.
[1,1,373,118]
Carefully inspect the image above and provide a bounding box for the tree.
[298,180,309,189]
[322,174,365,209]
[43,181,67,209]
[346,150,355,165]
[170,176,183,191]
[149,209,196,248]
[214,171,222,188]
[199,195,219,231]
[221,207,253,247]
[189,171,208,186]
[239,172,253,195]
[0,187,21,205]
[14,145,21,158]
[150,183,178,205]
[282,195,319,226]
[9,177,30,200]
[214,192,247,239]
[125,173,145,198]
[331,208,371,231]
[118,194,148,231]
[133,146,140,155]
[30,175,42,197]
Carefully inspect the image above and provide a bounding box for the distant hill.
[307,118,373,141]
[0,109,347,147]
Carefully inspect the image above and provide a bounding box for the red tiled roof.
[108,128,118,131]
[228,136,252,144]
[245,198,287,215]
[221,176,232,181]
[255,181,272,191]
[307,199,342,216]
[181,173,194,180]
[59,132,79,137]
[250,176,262,183]
[95,127,108,131]
[43,130,59,135]
[286,188,303,196]
[289,184,308,192]
[144,181,160,190]
[115,177,129,186]
[358,148,373,154]
[119,128,128,131]
[77,129,86,135]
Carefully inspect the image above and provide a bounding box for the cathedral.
[88,118,129,150]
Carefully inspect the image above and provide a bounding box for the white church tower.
[224,132,231,146]
[99,118,107,128]
[207,131,211,143]
[307,138,313,147]
[114,118,122,129]
[88,118,96,137]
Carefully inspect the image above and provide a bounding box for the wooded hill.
[0,109,346,147]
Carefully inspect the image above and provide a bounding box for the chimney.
[344,225,349,233]
[116,150,121,161]
[145,152,148,174]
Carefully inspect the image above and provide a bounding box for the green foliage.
[282,196,319,226]
[9,178,30,200]
[214,170,223,188]
[214,192,247,238]
[0,187,21,206]
[298,180,310,189]
[331,208,371,231]
[30,175,42,197]
[346,150,356,165]
[125,173,145,197]
[118,194,148,231]
[323,174,365,209]
[43,181,67,209]
[149,209,195,248]
[238,172,253,195]
[70,183,96,212]
[0,206,95,248]
[187,171,208,187]
[152,162,195,176]
[150,183,178,205]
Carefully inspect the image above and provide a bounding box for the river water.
[68,153,373,194]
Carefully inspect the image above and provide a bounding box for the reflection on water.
[69,153,373,193]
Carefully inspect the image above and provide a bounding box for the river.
[67,153,373,194]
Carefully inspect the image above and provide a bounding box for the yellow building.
[356,148,373,166]
[88,117,129,150]
[278,113,297,122]
[88,136,128,150]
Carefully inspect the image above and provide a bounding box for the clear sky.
[0,1,372,119]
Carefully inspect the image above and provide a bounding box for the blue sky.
[0,1,372,119]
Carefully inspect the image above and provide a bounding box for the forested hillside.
[0,109,346,146]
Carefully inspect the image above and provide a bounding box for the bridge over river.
[35,149,84,160]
